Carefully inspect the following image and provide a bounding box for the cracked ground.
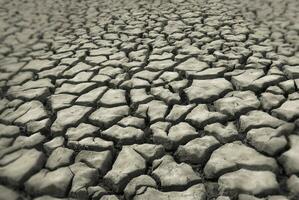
[0,0,299,199]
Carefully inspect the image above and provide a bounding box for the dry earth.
[0,0,299,199]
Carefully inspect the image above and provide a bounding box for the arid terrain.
[0,0,299,199]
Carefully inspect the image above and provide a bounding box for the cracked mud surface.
[0,0,299,199]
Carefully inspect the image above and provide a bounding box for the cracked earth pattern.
[0,0,299,199]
